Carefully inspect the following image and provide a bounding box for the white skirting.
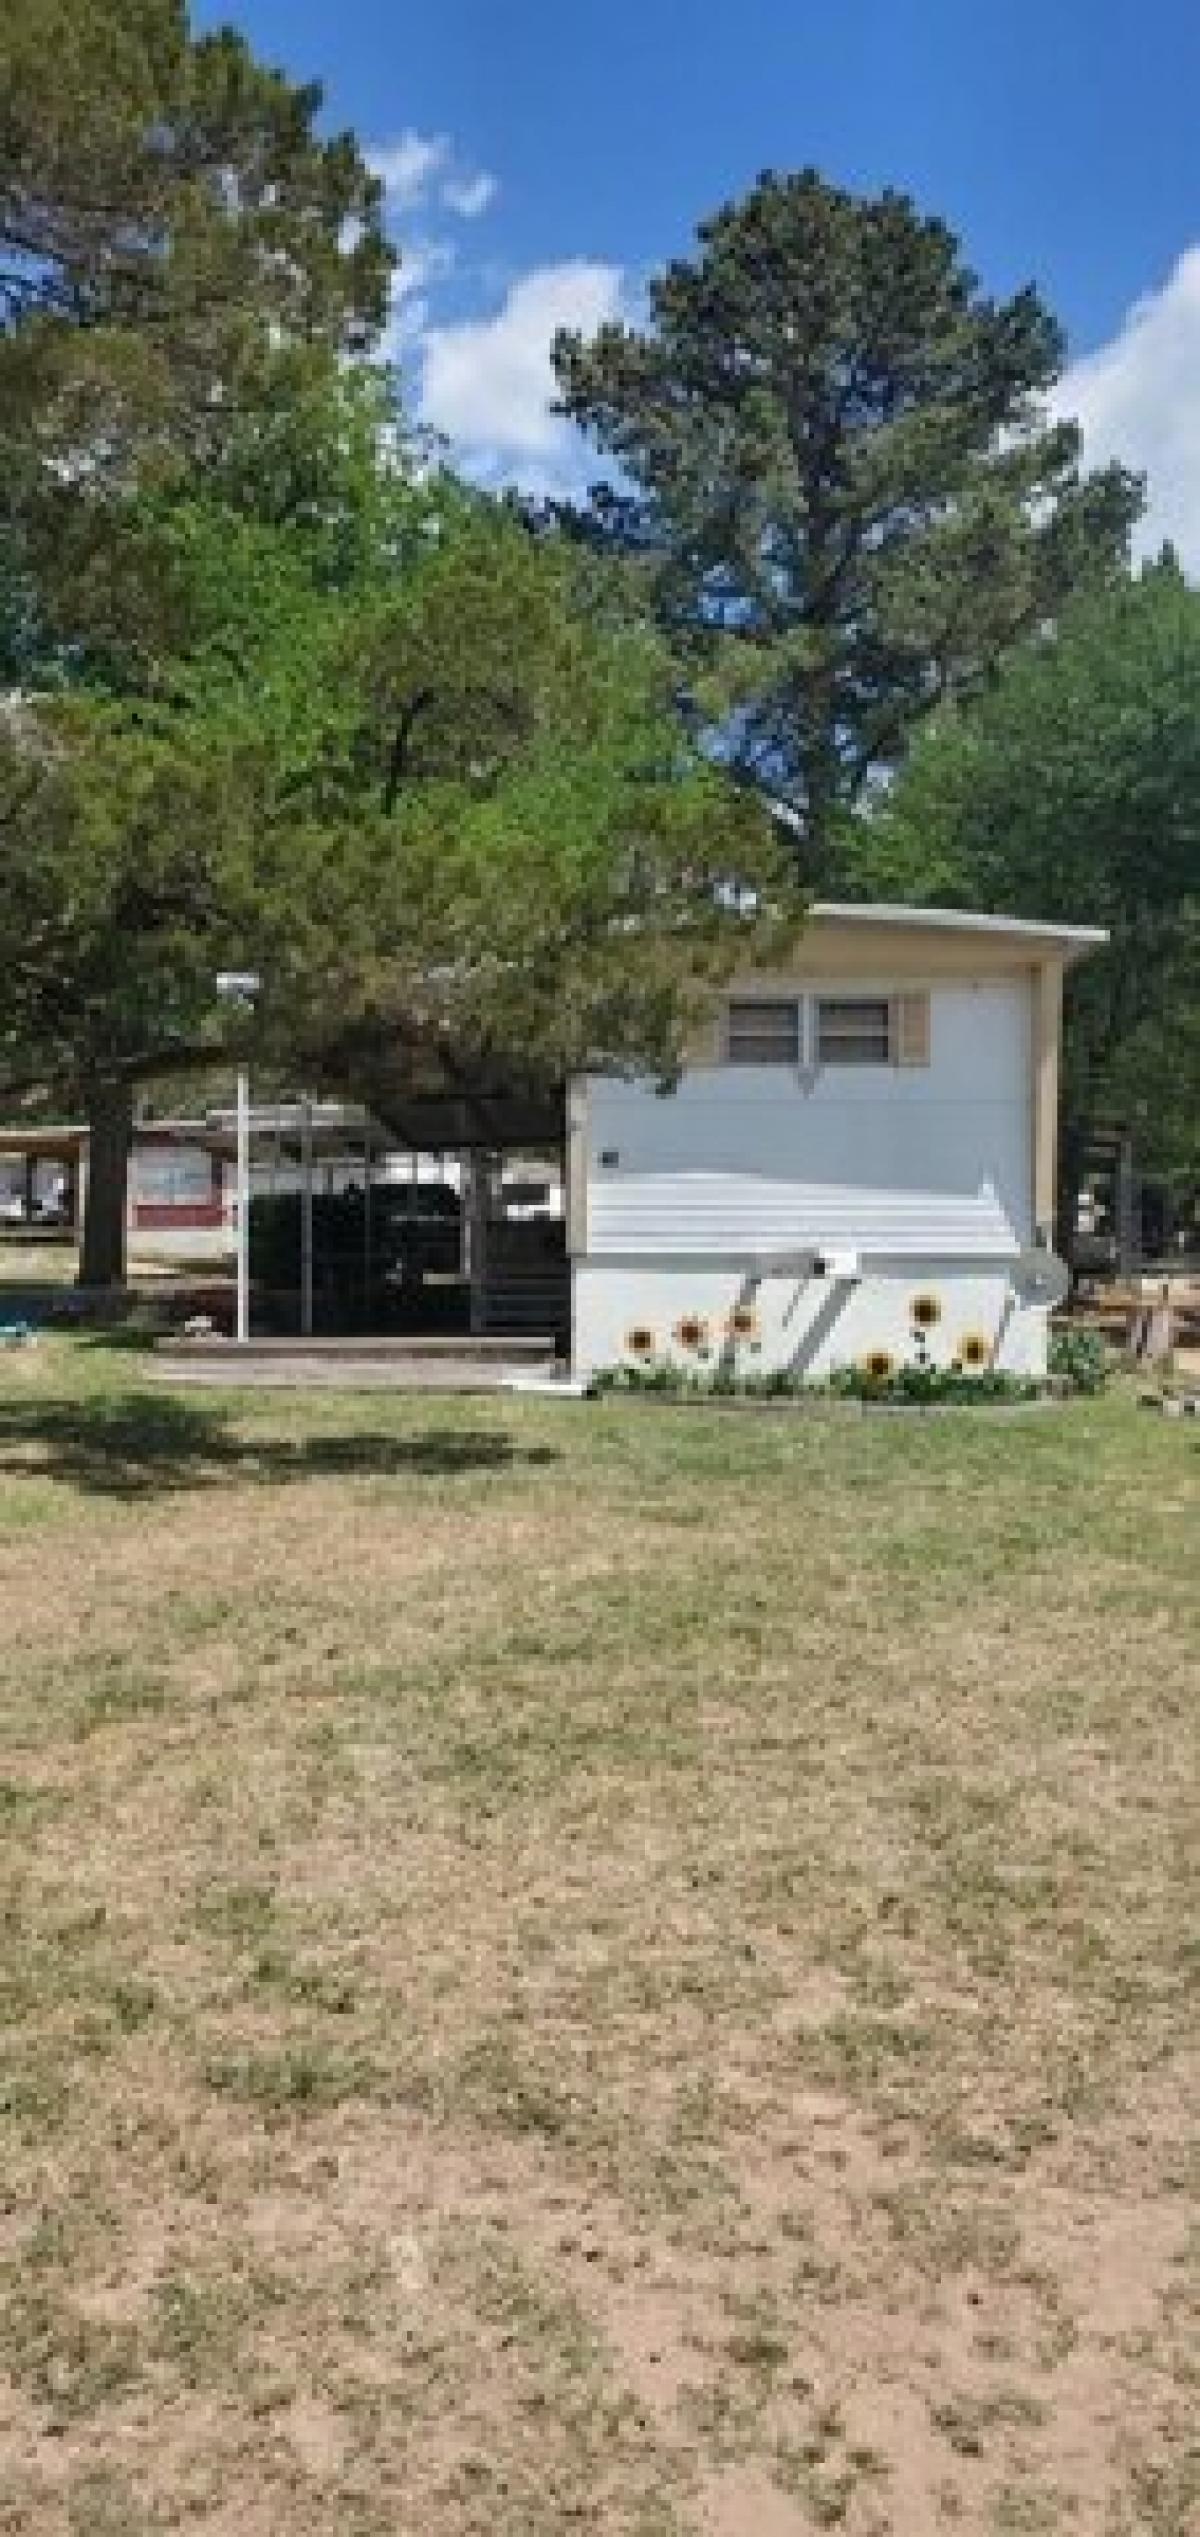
[571,1257,1047,1384]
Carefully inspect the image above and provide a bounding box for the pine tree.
[555,170,1142,877]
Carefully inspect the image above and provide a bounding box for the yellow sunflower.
[675,1313,710,1352]
[911,1293,942,1330]
[625,1324,656,1359]
[726,1302,760,1341]
[960,1332,992,1370]
[861,1348,895,1383]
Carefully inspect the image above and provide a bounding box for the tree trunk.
[79,1078,133,1288]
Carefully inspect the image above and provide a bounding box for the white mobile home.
[1,903,1103,1368]
[566,905,1105,1385]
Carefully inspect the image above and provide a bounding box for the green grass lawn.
[1,1341,1196,2536]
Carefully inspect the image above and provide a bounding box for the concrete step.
[156,1333,556,1367]
[153,1355,559,1392]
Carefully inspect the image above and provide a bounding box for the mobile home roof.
[809,903,1109,961]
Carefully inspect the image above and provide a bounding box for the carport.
[201,1088,569,1348]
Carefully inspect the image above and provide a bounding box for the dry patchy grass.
[1,1340,1197,2535]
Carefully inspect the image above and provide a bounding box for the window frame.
[724,996,805,1068]
[721,989,932,1072]
[814,995,895,1068]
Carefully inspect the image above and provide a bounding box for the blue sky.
[195,0,1200,558]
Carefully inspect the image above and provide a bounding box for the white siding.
[584,981,1033,1263]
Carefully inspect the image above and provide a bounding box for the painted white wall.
[584,981,1033,1264]
[572,1262,1047,1383]
[573,978,1046,1382]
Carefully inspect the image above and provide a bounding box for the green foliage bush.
[1048,1325,1111,1395]
[596,1356,1044,1407]
[827,1361,1040,1405]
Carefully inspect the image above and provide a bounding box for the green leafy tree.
[0,0,390,479]
[1,465,792,1283]
[864,559,1200,1239]
[554,169,1141,878]
[1,1,396,1272]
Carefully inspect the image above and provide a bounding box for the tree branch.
[382,686,438,813]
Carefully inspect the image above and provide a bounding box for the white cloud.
[368,134,498,226]
[419,260,626,494]
[441,170,499,221]
[1055,245,1200,571]
[368,130,452,210]
[393,239,456,304]
[367,131,500,376]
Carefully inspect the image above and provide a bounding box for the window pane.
[816,999,892,1064]
[132,1145,214,1205]
[727,1000,800,1064]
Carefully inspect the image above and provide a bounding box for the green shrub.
[827,1361,1040,1405]
[596,1355,1043,1407]
[1048,1326,1110,1395]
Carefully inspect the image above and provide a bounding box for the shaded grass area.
[0,1341,1197,2535]
[0,1382,559,1496]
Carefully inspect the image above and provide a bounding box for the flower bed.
[601,1289,1114,1409]
[595,1359,1053,1410]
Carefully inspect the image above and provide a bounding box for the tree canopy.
[1,0,393,707]
[0,0,388,1278]
[864,559,1200,1217]
[554,169,1142,878]
[1,0,390,469]
[2,15,798,1288]
[5,40,1189,1294]
[0,392,793,1279]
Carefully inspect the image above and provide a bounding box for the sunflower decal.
[960,1332,992,1370]
[726,1302,760,1341]
[861,1348,895,1383]
[911,1294,942,1330]
[625,1324,656,1359]
[675,1313,710,1352]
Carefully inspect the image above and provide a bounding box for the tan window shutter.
[893,991,931,1067]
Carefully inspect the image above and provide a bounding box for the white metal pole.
[300,1095,314,1339]
[363,1124,373,1333]
[236,1064,250,1345]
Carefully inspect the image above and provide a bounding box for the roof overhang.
[0,1124,87,1159]
[809,902,1109,968]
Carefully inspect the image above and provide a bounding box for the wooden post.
[1130,1281,1175,1369]
[1031,961,1063,1248]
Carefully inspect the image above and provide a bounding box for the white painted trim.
[577,1248,1025,1271]
[565,1076,589,1259]
[809,902,1108,957]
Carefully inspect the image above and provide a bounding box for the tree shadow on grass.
[0,1391,560,1501]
